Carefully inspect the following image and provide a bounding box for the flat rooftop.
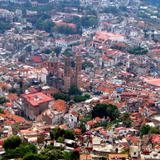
[144,77,160,87]
[22,92,53,106]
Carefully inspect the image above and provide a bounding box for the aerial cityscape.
[0,0,160,159]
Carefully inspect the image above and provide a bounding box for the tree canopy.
[50,128,75,140]
[3,136,38,159]
[92,104,120,121]
[121,113,132,128]
[128,46,148,55]
[140,125,159,136]
[69,85,82,96]
[0,18,12,33]
[23,153,45,160]
[3,136,22,151]
[53,93,70,101]
[81,16,98,28]
[0,96,7,104]
[74,94,90,103]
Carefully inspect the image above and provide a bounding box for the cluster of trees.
[128,46,148,55]
[0,19,12,33]
[74,94,90,103]
[140,124,159,136]
[63,48,73,57]
[56,25,81,35]
[92,104,120,121]
[26,12,97,34]
[53,47,62,55]
[36,0,49,3]
[3,135,79,160]
[144,0,160,6]
[23,148,79,160]
[66,15,98,29]
[50,128,75,141]
[52,86,90,103]
[0,96,7,104]
[92,121,108,128]
[81,16,98,28]
[53,93,70,102]
[27,13,54,33]
[42,48,52,54]
[69,85,82,96]
[103,6,128,15]
[3,136,37,159]
[82,61,94,70]
[121,113,132,128]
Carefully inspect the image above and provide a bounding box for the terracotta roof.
[144,77,160,87]
[53,100,67,112]
[54,21,76,29]
[70,111,78,117]
[0,112,26,123]
[5,102,13,108]
[32,56,42,63]
[74,128,82,135]
[95,31,125,41]
[7,93,18,101]
[0,139,4,146]
[0,82,9,89]
[151,135,160,144]
[22,92,53,106]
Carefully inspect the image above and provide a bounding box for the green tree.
[23,153,45,160]
[0,96,7,104]
[8,87,17,93]
[5,143,37,159]
[56,25,76,35]
[50,128,75,140]
[121,113,132,128]
[128,46,148,55]
[140,125,151,136]
[80,122,86,133]
[64,151,79,160]
[53,93,70,101]
[84,94,91,99]
[0,19,12,33]
[41,148,63,160]
[74,94,90,103]
[57,137,65,143]
[150,127,159,134]
[81,16,98,28]
[74,95,86,102]
[82,61,94,70]
[92,104,120,121]
[69,85,81,95]
[43,49,52,54]
[54,47,62,55]
[63,48,73,57]
[3,136,22,151]
[0,108,3,114]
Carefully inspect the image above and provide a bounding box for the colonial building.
[44,54,82,92]
[64,55,82,92]
[21,92,53,120]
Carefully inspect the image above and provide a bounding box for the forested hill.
[144,0,160,6]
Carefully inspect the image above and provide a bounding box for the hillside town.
[0,0,160,159]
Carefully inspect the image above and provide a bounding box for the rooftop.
[22,92,53,106]
[144,77,160,87]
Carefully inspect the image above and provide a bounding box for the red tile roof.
[151,135,160,144]
[22,92,53,106]
[5,102,13,108]
[53,100,67,112]
[32,56,42,63]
